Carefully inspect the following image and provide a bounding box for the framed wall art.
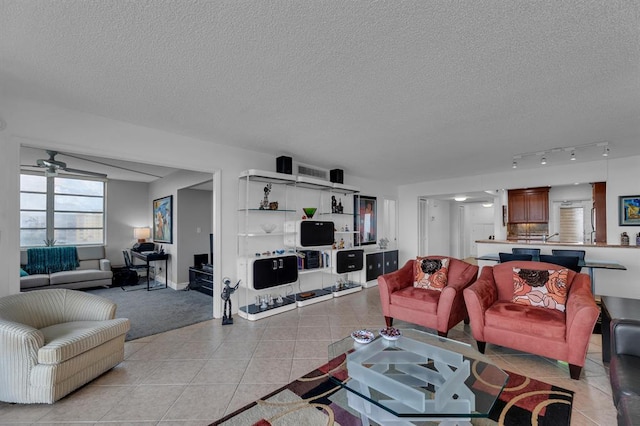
[619,195,640,226]
[354,195,377,246]
[153,195,173,243]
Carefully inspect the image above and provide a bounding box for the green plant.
[43,238,57,247]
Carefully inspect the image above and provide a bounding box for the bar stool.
[512,248,540,261]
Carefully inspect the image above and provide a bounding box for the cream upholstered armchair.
[0,289,130,403]
[378,256,479,337]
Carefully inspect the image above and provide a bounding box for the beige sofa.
[20,246,113,291]
[0,289,130,403]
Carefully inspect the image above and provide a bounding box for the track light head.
[570,150,576,160]
[512,160,517,169]
[603,146,610,156]
[540,156,547,165]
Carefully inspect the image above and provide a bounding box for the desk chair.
[123,250,155,282]
[539,254,581,273]
[552,249,585,272]
[499,252,533,262]
[512,248,541,261]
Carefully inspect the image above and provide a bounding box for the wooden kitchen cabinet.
[508,187,549,223]
[592,182,607,243]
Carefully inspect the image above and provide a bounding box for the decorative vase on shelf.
[621,232,630,246]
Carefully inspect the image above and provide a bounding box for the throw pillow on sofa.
[414,257,449,291]
[20,268,28,277]
[512,267,570,312]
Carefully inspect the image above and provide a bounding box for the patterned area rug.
[212,353,573,426]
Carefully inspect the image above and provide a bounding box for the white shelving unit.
[237,169,363,319]
[237,170,298,321]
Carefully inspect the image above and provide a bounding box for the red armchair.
[463,261,599,379]
[378,256,479,337]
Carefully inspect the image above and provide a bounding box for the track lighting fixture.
[512,142,610,169]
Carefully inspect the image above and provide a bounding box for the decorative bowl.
[379,327,402,340]
[260,223,277,233]
[351,330,374,344]
[302,207,317,219]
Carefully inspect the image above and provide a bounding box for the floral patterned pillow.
[414,257,449,291]
[512,267,570,312]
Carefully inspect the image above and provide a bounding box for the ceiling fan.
[21,150,107,178]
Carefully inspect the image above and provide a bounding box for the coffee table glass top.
[327,328,508,419]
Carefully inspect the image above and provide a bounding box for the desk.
[476,253,626,294]
[131,251,169,291]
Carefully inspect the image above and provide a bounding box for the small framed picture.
[619,195,640,226]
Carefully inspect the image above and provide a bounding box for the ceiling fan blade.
[63,167,107,178]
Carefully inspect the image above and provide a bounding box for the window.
[20,173,106,247]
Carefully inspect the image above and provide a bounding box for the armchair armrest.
[100,259,111,271]
[463,267,498,341]
[612,319,640,358]
[378,260,414,316]
[565,273,599,366]
[0,320,45,402]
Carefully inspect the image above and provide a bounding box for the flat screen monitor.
[194,253,208,268]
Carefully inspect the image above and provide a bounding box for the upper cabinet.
[508,187,549,223]
[592,182,607,243]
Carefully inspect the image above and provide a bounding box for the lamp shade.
[134,227,151,241]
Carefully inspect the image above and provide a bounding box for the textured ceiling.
[1,1,639,184]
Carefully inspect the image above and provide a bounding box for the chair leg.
[464,317,470,325]
[438,331,448,338]
[569,364,582,380]
[476,341,486,353]
[384,316,393,327]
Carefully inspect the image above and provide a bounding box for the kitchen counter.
[475,240,639,299]
[476,239,639,249]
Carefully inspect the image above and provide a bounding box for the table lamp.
[134,227,151,243]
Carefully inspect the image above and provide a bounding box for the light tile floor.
[0,287,617,425]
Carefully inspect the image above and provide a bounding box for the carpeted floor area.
[87,283,213,340]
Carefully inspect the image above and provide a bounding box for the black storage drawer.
[336,249,364,274]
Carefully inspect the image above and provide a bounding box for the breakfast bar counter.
[476,240,639,299]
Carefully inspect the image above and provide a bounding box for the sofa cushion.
[38,319,130,364]
[485,301,566,340]
[391,286,440,311]
[20,268,29,277]
[20,274,51,289]
[49,269,112,285]
[512,267,570,312]
[414,257,449,291]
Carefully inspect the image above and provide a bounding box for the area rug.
[212,353,573,426]
[87,285,213,341]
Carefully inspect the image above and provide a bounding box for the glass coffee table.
[328,328,508,425]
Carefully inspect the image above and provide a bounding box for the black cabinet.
[384,250,398,274]
[252,255,298,290]
[188,268,214,296]
[366,250,399,282]
[366,252,384,282]
[336,249,364,274]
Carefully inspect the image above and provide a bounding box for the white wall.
[400,156,640,298]
[0,98,396,314]
[0,135,20,297]
[177,188,213,284]
[106,180,150,264]
[148,170,214,288]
